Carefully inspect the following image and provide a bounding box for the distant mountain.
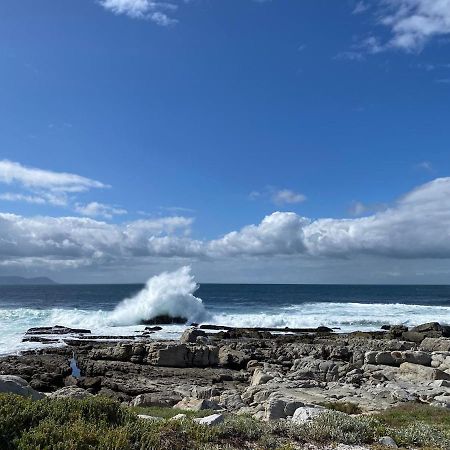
[0,276,57,285]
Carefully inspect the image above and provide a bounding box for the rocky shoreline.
[1,321,450,423]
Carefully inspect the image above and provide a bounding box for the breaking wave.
[109,266,209,326]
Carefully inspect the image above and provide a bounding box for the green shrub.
[319,401,362,415]
[1,393,449,449]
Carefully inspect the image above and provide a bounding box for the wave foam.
[109,266,209,326]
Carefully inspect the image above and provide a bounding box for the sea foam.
[109,266,209,326]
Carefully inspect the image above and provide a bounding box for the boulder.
[412,322,450,337]
[431,395,450,408]
[421,338,450,352]
[399,362,450,381]
[251,368,274,386]
[131,392,181,408]
[174,397,221,411]
[378,436,398,448]
[180,328,207,344]
[194,413,224,426]
[219,347,250,369]
[137,414,163,421]
[0,375,44,400]
[219,391,246,410]
[264,393,304,420]
[141,315,187,325]
[48,386,93,399]
[292,406,326,424]
[364,351,431,367]
[191,385,220,400]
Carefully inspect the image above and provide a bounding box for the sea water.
[0,266,449,355]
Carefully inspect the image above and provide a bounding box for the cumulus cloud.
[1,178,450,268]
[99,0,178,25]
[75,202,127,219]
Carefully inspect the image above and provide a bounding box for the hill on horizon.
[0,276,57,285]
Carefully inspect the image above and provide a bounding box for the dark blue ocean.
[1,280,449,355]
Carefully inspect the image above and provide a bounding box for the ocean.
[1,268,450,356]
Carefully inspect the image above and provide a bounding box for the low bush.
[1,394,449,449]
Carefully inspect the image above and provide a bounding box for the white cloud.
[75,202,128,219]
[2,178,450,269]
[360,0,450,52]
[99,0,178,25]
[249,187,307,205]
[271,189,307,205]
[0,160,107,193]
[0,193,47,205]
[415,161,433,171]
[353,1,370,14]
[0,160,110,209]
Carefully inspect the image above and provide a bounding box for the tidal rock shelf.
[1,321,450,421]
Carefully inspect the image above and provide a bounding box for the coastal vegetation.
[1,394,449,449]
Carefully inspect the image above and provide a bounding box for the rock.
[291,358,349,382]
[180,328,207,344]
[399,362,450,381]
[251,368,274,386]
[264,393,304,420]
[292,406,326,424]
[402,331,427,343]
[364,351,431,367]
[431,395,450,408]
[137,414,163,421]
[141,315,187,325]
[194,413,224,426]
[421,338,450,352]
[170,414,187,421]
[48,386,93,399]
[412,322,450,337]
[174,397,221,411]
[191,385,220,399]
[25,325,91,335]
[0,375,44,400]
[378,436,398,448]
[219,347,250,369]
[146,343,219,368]
[131,392,181,407]
[219,391,245,411]
[145,326,162,331]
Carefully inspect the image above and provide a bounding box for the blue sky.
[1,0,450,283]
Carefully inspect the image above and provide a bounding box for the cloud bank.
[1,177,450,269]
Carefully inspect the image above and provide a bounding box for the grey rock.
[219,347,249,369]
[174,397,221,411]
[399,362,450,381]
[48,386,93,399]
[0,375,44,400]
[137,414,163,421]
[251,368,274,386]
[180,327,207,344]
[292,406,326,424]
[378,436,398,448]
[131,392,181,407]
[264,393,304,420]
[421,338,450,352]
[194,413,224,426]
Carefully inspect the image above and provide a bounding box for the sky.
[0,0,450,283]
